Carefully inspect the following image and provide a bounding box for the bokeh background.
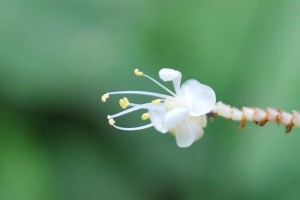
[1,0,300,199]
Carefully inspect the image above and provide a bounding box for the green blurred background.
[1,0,300,199]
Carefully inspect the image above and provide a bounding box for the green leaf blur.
[1,0,300,199]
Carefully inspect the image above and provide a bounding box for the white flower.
[101,68,216,148]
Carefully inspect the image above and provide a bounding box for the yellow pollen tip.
[134,69,143,76]
[119,97,129,109]
[141,113,150,120]
[101,93,109,102]
[152,99,161,104]
[108,118,115,126]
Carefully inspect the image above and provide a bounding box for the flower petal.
[159,68,182,93]
[165,108,188,129]
[174,120,197,148]
[159,68,181,81]
[149,107,168,133]
[187,116,207,141]
[179,80,216,116]
[195,127,204,141]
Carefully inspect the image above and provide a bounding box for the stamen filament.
[108,91,170,99]
[112,123,154,131]
[109,103,163,119]
[129,103,139,107]
[142,73,176,96]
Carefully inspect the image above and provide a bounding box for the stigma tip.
[134,69,143,76]
[141,113,150,120]
[108,118,115,126]
[151,99,161,104]
[101,93,109,102]
[119,97,129,109]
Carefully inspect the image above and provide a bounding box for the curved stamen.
[108,91,170,99]
[109,103,164,119]
[142,73,176,96]
[112,123,154,131]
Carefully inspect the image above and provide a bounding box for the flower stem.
[212,101,300,133]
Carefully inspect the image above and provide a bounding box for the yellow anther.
[141,113,150,120]
[152,99,161,104]
[108,118,115,126]
[101,93,109,102]
[119,97,129,109]
[134,69,143,76]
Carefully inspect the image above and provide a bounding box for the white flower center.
[165,97,184,111]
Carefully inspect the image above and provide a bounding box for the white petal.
[195,127,204,141]
[187,116,207,141]
[159,68,181,81]
[174,120,196,148]
[179,80,216,116]
[148,107,168,133]
[165,108,188,129]
[159,68,182,93]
